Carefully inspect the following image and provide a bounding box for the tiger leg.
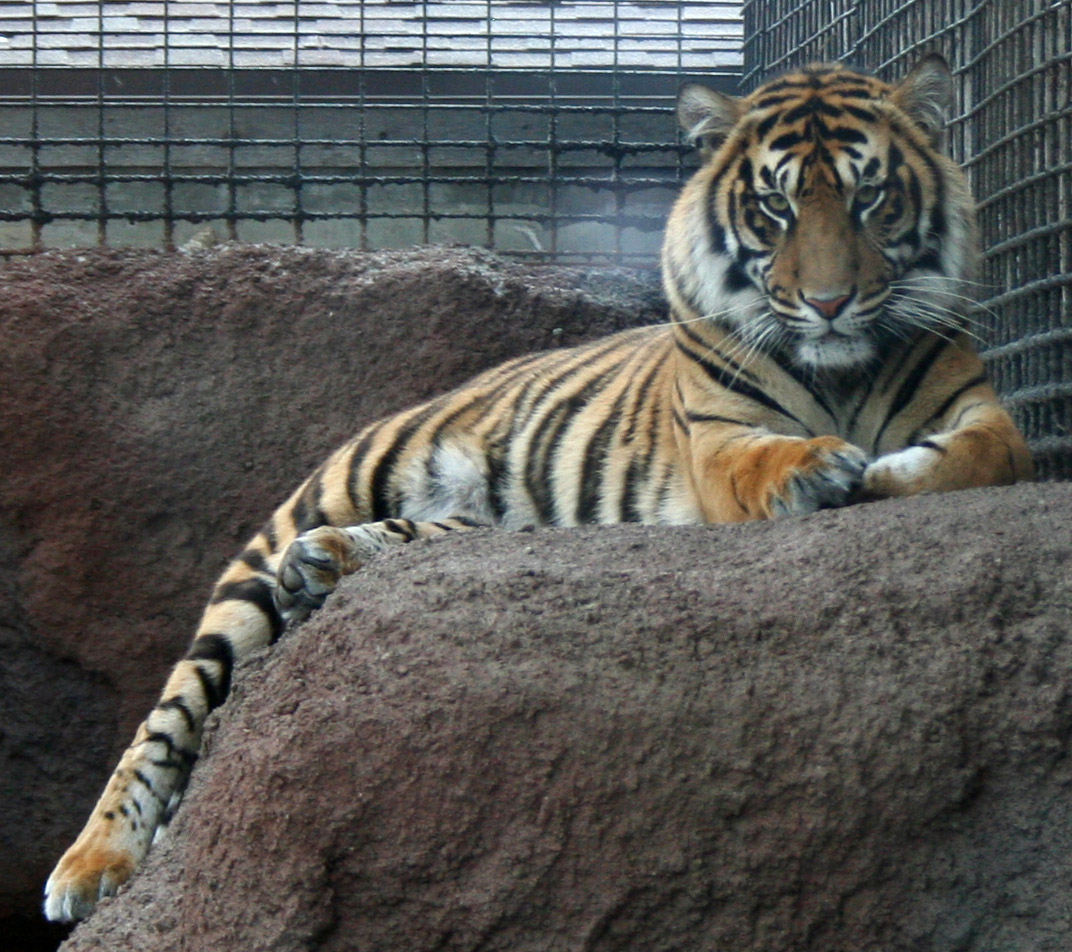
[685,421,870,522]
[43,549,283,922]
[43,513,487,921]
[863,396,1034,498]
[274,516,488,624]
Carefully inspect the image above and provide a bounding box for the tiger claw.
[769,443,869,516]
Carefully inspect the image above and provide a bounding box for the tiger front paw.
[44,844,136,922]
[860,443,942,499]
[763,437,870,518]
[274,525,364,624]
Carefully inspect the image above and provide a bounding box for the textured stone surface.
[0,246,663,949]
[58,482,1072,952]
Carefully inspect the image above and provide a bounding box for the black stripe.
[655,465,675,515]
[676,321,761,383]
[425,352,548,461]
[133,769,166,804]
[621,351,667,444]
[524,403,571,524]
[447,515,487,529]
[755,110,783,138]
[769,130,804,151]
[822,125,868,145]
[158,697,196,733]
[525,358,627,525]
[671,406,689,435]
[887,141,904,173]
[753,93,798,110]
[239,547,269,573]
[291,467,327,534]
[187,632,236,668]
[916,439,947,454]
[757,78,811,96]
[781,100,821,124]
[929,202,947,240]
[368,400,450,521]
[186,633,236,709]
[841,104,876,122]
[383,518,417,540]
[576,393,626,524]
[910,373,988,439]
[514,338,628,433]
[685,411,751,426]
[345,419,389,516]
[873,337,950,452]
[836,88,879,100]
[619,381,665,524]
[486,446,508,521]
[210,578,283,642]
[193,664,227,711]
[144,731,197,769]
[619,458,647,523]
[703,161,736,257]
[844,376,878,438]
[674,335,811,432]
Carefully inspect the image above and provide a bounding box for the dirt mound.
[58,482,1072,952]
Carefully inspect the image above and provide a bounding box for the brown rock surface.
[0,246,663,949]
[57,481,1072,952]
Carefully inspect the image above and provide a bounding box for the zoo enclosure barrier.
[0,1,742,264]
[743,0,1072,477]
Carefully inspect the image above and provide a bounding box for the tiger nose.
[802,292,852,319]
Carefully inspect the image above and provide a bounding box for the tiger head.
[662,55,978,371]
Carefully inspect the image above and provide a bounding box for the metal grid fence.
[743,0,1072,478]
[0,2,741,264]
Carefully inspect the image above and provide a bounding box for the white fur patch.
[867,444,939,483]
[399,440,495,523]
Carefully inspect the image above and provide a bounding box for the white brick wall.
[3,1,742,69]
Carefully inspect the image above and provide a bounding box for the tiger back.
[44,54,1032,922]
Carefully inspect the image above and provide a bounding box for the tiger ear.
[890,53,954,145]
[677,83,743,154]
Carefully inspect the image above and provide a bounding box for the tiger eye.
[762,192,792,215]
[855,183,883,207]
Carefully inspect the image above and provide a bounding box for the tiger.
[44,53,1033,922]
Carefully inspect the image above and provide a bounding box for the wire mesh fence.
[0,1,741,264]
[743,0,1072,478]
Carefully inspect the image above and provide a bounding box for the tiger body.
[45,55,1033,922]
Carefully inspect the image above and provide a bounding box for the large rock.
[0,246,664,948]
[57,481,1072,952]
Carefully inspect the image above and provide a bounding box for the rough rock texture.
[54,482,1072,952]
[0,246,664,949]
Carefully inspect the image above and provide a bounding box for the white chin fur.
[794,335,875,369]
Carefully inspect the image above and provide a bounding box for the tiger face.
[664,55,977,371]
